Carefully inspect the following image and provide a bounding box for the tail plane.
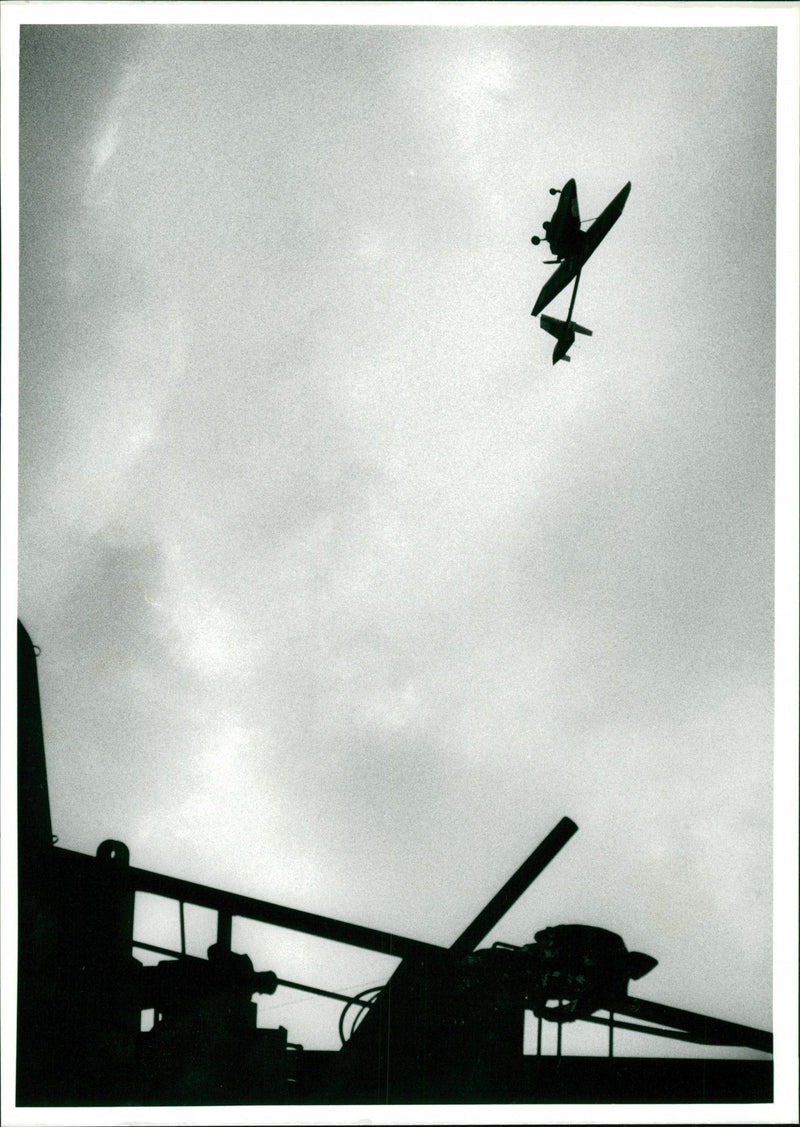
[540,314,592,364]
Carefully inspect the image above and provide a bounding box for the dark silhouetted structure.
[529,178,630,364]
[531,178,632,318]
[16,620,772,1105]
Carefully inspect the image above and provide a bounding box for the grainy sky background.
[15,14,777,1057]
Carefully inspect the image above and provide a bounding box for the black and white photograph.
[2,2,797,1123]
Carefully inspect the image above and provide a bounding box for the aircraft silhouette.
[530,178,631,362]
[540,312,593,364]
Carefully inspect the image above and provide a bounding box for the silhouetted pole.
[217,911,232,951]
[566,269,581,323]
[18,621,53,857]
[449,817,578,956]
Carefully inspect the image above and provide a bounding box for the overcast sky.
[15,15,778,1059]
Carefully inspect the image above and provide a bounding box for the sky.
[9,7,786,1071]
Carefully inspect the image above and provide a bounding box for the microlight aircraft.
[531,178,631,362]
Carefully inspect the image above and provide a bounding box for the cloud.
[17,25,776,1045]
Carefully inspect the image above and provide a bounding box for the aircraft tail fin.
[540,314,590,363]
[540,315,592,340]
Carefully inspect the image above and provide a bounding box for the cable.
[338,986,384,1046]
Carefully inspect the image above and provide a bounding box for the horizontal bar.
[132,940,377,1007]
[276,977,377,1008]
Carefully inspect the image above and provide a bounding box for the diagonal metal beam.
[449,816,578,956]
[614,995,773,1055]
[580,1012,726,1046]
[53,846,441,961]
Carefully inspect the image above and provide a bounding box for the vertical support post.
[556,1011,563,1058]
[608,1010,614,1058]
[537,1015,542,1056]
[179,901,186,956]
[217,910,232,951]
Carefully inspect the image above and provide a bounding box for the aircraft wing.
[579,180,631,266]
[531,258,579,317]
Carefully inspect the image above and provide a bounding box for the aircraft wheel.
[531,236,541,245]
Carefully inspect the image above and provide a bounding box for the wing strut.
[565,269,581,324]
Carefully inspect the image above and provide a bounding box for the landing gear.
[549,188,560,195]
[531,236,542,245]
